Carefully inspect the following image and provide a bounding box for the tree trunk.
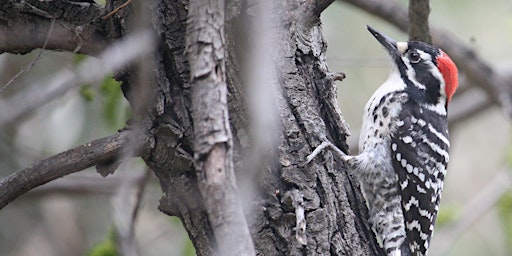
[0,0,384,255]
[132,0,383,254]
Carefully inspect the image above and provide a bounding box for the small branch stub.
[328,72,346,82]
[292,189,307,245]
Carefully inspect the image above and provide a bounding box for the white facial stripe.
[402,60,426,90]
[416,50,432,61]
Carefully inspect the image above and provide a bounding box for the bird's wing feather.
[390,102,449,255]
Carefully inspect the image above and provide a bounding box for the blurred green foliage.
[435,203,459,228]
[498,189,512,254]
[99,75,129,129]
[499,142,512,254]
[73,54,88,65]
[88,228,118,256]
[80,84,95,102]
[170,216,197,256]
[508,142,512,167]
[76,54,130,130]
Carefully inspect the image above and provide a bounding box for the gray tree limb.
[186,0,255,254]
[0,0,110,55]
[408,0,431,43]
[0,130,150,210]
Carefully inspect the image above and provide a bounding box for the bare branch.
[448,87,494,127]
[0,0,109,55]
[303,0,335,19]
[0,129,149,210]
[27,172,154,196]
[113,168,150,256]
[186,0,255,254]
[341,0,408,31]
[341,0,512,117]
[408,0,431,43]
[0,19,56,93]
[0,29,155,127]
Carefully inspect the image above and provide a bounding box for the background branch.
[27,172,154,196]
[0,129,148,210]
[0,29,155,127]
[431,170,512,255]
[300,0,335,28]
[0,0,110,55]
[113,168,150,256]
[408,0,431,43]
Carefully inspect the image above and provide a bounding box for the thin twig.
[26,172,155,196]
[0,19,56,93]
[103,0,133,20]
[113,168,151,256]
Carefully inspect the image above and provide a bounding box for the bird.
[306,26,458,256]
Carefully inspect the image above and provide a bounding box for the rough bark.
[0,0,384,255]
[0,0,109,55]
[186,0,255,254]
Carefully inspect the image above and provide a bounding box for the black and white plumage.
[341,26,458,256]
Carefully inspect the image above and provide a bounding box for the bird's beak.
[367,26,400,58]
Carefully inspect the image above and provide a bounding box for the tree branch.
[27,172,154,196]
[0,0,110,55]
[0,29,155,127]
[408,0,431,43]
[304,0,335,19]
[448,87,494,127]
[341,0,408,30]
[113,168,150,256]
[0,129,149,210]
[186,0,255,255]
[341,0,512,117]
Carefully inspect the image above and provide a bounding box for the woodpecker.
[306,26,458,255]
[352,26,458,256]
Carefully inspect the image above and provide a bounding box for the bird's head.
[367,26,458,107]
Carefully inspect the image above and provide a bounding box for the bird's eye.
[408,51,421,63]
